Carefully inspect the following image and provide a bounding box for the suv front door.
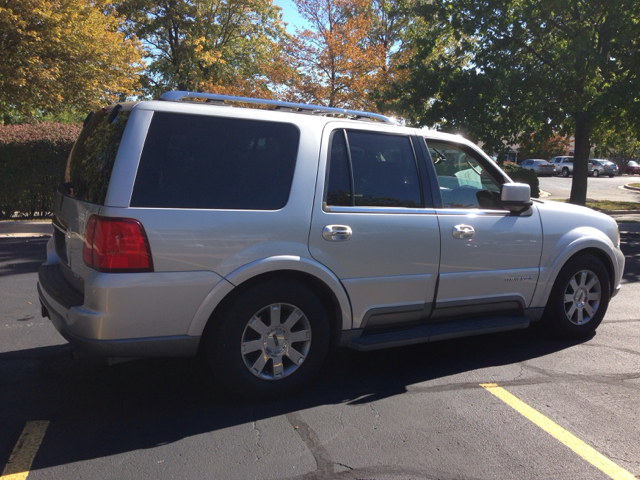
[425,139,543,319]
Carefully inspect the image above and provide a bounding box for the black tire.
[542,254,610,339]
[204,280,330,399]
[562,167,570,177]
[593,169,599,177]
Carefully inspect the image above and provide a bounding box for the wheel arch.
[532,240,618,308]
[189,257,352,347]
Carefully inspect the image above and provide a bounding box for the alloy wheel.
[240,303,312,380]
[563,269,602,325]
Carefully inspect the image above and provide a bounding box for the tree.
[367,1,412,83]
[118,0,290,99]
[286,0,374,109]
[593,124,640,170]
[287,0,408,111]
[517,134,571,162]
[0,0,143,122]
[386,0,640,204]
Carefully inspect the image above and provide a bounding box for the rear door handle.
[452,224,475,239]
[322,225,352,241]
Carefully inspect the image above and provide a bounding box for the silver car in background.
[590,159,619,177]
[519,159,556,176]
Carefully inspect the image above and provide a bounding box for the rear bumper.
[37,264,221,358]
[38,284,199,357]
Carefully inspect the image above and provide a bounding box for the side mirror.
[501,183,532,213]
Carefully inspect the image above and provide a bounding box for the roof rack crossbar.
[160,91,397,124]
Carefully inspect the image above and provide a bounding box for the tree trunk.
[569,112,590,205]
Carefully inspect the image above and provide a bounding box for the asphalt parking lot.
[1,215,639,480]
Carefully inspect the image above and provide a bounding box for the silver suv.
[38,92,625,398]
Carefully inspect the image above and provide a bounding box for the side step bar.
[348,316,530,351]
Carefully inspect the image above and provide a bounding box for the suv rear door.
[309,125,441,330]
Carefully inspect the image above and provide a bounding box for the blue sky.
[272,0,309,32]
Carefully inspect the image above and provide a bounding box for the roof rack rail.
[160,91,397,125]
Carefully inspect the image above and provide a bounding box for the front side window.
[426,140,503,209]
[326,130,424,208]
[131,113,300,210]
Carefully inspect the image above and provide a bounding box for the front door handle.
[452,224,475,239]
[322,225,352,241]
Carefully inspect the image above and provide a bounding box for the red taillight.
[83,215,153,273]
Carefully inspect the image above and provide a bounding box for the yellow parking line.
[480,383,635,480]
[1,421,49,480]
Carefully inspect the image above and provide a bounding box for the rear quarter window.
[130,112,300,210]
[66,109,130,205]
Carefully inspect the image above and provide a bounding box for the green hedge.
[501,161,540,198]
[0,122,81,218]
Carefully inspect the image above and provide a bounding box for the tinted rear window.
[130,112,300,210]
[326,130,424,208]
[66,109,130,204]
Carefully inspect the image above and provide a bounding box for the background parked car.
[549,156,594,177]
[519,159,556,176]
[590,159,619,177]
[624,160,640,175]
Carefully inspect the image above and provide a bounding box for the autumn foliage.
[285,0,402,111]
[118,0,290,99]
[0,0,143,120]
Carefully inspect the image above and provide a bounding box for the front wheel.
[542,254,610,339]
[204,281,330,399]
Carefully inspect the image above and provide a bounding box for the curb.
[0,220,52,237]
[623,184,640,192]
[0,233,51,238]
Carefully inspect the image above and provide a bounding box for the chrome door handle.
[452,224,475,239]
[322,225,352,241]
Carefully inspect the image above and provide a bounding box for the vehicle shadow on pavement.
[620,231,640,284]
[0,327,592,474]
[0,237,48,277]
[1,234,636,475]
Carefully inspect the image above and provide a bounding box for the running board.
[347,316,530,351]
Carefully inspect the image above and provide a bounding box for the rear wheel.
[593,169,600,177]
[204,281,330,399]
[562,167,570,177]
[543,254,610,339]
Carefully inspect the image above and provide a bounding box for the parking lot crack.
[251,415,265,461]
[512,363,525,382]
[581,342,640,357]
[287,412,334,478]
[520,364,640,390]
[607,454,639,468]
[368,403,380,431]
